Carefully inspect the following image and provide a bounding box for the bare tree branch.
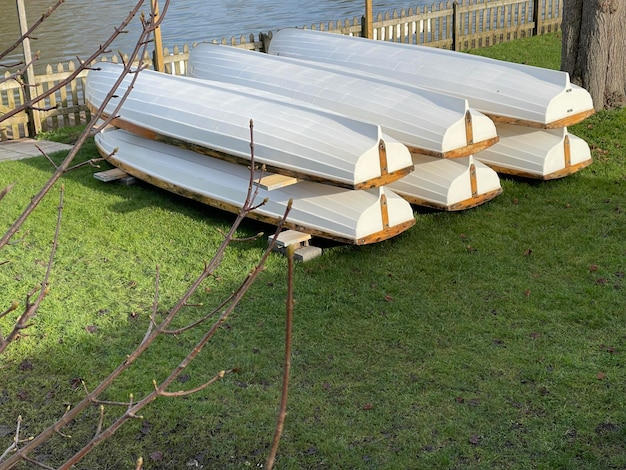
[0,0,65,63]
[0,0,166,251]
[266,244,296,469]
[0,185,64,354]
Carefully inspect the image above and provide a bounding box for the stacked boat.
[186,43,503,211]
[267,28,595,180]
[88,29,594,245]
[87,63,418,245]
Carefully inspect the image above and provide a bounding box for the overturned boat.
[477,124,592,179]
[389,154,501,210]
[187,43,498,158]
[95,128,416,245]
[188,44,502,210]
[267,28,594,128]
[86,62,414,190]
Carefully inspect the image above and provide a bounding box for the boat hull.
[187,43,499,158]
[390,154,502,210]
[94,128,416,245]
[476,124,592,179]
[268,28,594,128]
[86,62,414,190]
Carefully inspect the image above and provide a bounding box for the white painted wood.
[94,128,416,244]
[187,43,498,156]
[86,62,414,189]
[268,28,594,127]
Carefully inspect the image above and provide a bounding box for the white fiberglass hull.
[390,154,502,210]
[86,62,414,190]
[187,43,498,158]
[268,28,594,128]
[94,128,416,245]
[477,124,592,179]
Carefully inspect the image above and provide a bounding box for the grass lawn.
[1,32,625,468]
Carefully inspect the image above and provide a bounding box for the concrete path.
[0,139,73,162]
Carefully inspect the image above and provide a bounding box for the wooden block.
[94,168,129,182]
[254,173,299,191]
[268,230,311,249]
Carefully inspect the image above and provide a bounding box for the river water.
[1,0,431,72]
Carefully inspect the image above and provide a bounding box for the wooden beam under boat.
[187,43,499,159]
[267,28,595,129]
[85,62,414,190]
[94,128,416,245]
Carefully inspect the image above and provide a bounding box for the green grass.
[1,33,625,468]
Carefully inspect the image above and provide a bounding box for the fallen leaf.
[524,289,531,298]
[469,434,481,445]
[597,372,606,380]
[523,248,533,256]
[383,295,394,302]
[512,198,519,205]
[589,264,599,272]
[530,332,540,340]
[363,403,373,410]
[150,450,164,462]
[455,396,465,404]
[18,360,33,371]
[85,325,97,333]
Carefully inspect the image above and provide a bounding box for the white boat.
[268,28,595,128]
[86,62,414,190]
[187,44,502,210]
[187,43,499,158]
[94,128,416,245]
[476,124,592,179]
[389,154,502,210]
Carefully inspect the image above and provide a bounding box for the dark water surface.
[1,0,431,71]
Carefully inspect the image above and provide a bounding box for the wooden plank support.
[269,229,311,249]
[268,230,322,262]
[254,173,299,191]
[94,168,136,184]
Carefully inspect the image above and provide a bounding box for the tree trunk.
[561,0,626,110]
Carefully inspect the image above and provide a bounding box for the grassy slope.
[1,33,625,469]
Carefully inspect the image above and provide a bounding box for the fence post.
[16,0,42,136]
[151,0,164,72]
[362,0,373,39]
[452,1,461,51]
[532,0,543,36]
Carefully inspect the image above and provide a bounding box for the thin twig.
[266,244,295,469]
[0,185,64,354]
[0,0,65,62]
[0,183,15,203]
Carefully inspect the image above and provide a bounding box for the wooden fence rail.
[1,0,562,141]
